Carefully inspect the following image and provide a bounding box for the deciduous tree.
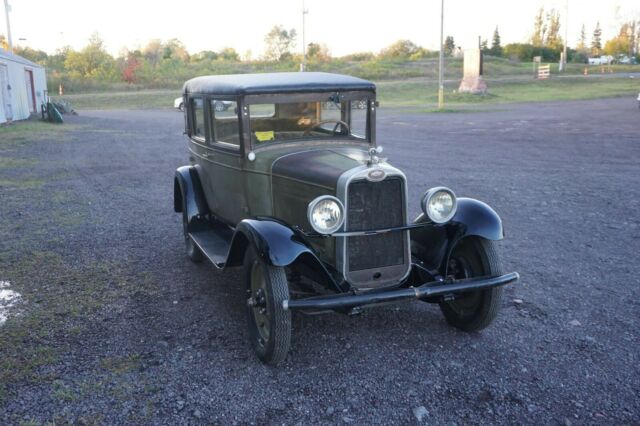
[380,40,421,58]
[264,25,297,61]
[64,33,116,80]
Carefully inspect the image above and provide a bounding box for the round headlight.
[307,196,345,234]
[421,187,457,224]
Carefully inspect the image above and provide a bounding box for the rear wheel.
[178,102,185,112]
[244,247,291,365]
[214,101,226,112]
[439,237,503,332]
[181,205,204,263]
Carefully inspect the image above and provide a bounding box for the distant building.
[0,49,47,124]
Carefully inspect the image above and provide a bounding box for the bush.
[503,43,562,62]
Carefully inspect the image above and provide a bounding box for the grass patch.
[53,89,178,110]
[378,76,640,109]
[0,157,35,169]
[100,355,140,375]
[0,178,44,189]
[0,121,74,151]
[55,74,640,111]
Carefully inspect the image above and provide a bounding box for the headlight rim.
[420,186,458,224]
[307,195,345,234]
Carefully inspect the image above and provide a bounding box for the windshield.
[248,99,369,146]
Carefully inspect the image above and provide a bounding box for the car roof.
[183,72,376,96]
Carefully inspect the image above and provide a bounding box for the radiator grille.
[346,177,405,272]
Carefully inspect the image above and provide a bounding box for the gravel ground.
[0,97,639,425]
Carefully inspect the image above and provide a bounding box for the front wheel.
[244,247,291,365]
[439,237,503,332]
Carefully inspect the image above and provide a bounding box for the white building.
[0,49,47,124]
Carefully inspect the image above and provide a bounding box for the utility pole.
[562,0,568,72]
[437,0,444,109]
[301,0,308,72]
[3,0,13,52]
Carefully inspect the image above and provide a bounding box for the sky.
[1,0,639,57]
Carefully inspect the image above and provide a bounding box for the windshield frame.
[242,90,376,151]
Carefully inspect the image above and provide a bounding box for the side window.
[211,100,240,146]
[191,97,205,140]
[350,100,367,139]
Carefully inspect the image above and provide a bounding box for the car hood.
[271,147,370,191]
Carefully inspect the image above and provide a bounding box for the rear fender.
[174,166,209,232]
[411,197,504,273]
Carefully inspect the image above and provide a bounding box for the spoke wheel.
[244,247,291,365]
[439,237,503,332]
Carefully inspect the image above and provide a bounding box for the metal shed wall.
[0,50,47,124]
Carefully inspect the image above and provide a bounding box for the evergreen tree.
[577,24,587,51]
[444,36,456,56]
[591,22,602,56]
[490,26,502,56]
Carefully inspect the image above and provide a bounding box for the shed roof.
[183,72,376,96]
[0,49,43,68]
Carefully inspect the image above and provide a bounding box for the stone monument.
[458,49,487,94]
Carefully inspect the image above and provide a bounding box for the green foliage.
[530,8,563,54]
[591,22,602,56]
[63,33,117,81]
[341,52,375,61]
[603,21,638,57]
[264,25,297,61]
[444,36,456,56]
[13,46,48,64]
[577,24,587,51]
[0,34,9,50]
[503,43,561,62]
[491,25,502,55]
[307,42,331,61]
[380,39,422,59]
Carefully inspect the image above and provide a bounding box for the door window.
[211,100,240,146]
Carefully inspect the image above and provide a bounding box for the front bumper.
[283,272,519,311]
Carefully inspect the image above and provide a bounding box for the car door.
[189,96,246,225]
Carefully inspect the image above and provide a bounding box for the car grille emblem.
[367,169,386,182]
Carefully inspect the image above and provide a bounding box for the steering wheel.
[303,120,351,136]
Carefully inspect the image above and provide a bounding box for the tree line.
[0,12,638,92]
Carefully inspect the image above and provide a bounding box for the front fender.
[411,197,504,272]
[226,219,342,292]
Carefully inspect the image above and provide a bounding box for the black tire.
[244,247,291,365]
[181,206,204,263]
[178,102,185,112]
[439,237,503,332]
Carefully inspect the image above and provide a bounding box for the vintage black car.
[174,72,519,365]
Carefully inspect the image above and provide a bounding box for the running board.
[189,225,233,268]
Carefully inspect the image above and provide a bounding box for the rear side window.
[191,97,205,139]
[211,100,240,146]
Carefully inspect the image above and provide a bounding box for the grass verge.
[49,75,640,111]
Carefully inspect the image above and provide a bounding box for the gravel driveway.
[0,98,639,424]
